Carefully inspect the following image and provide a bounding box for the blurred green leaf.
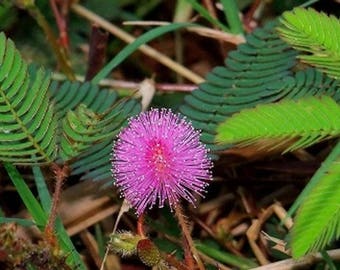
[33,165,87,270]
[0,217,37,227]
[4,162,47,226]
[184,0,229,31]
[0,1,17,31]
[92,22,196,84]
[196,241,258,269]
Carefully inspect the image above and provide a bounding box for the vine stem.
[174,204,205,270]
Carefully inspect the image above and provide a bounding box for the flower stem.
[174,204,205,270]
[137,213,146,238]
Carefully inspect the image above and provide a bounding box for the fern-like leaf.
[60,101,137,161]
[71,99,140,182]
[277,7,340,79]
[49,80,119,119]
[180,22,298,156]
[0,33,57,164]
[216,96,340,152]
[180,20,340,157]
[49,79,141,180]
[292,151,340,257]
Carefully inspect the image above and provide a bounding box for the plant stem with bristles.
[44,164,69,245]
[174,204,205,270]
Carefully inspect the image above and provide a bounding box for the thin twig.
[79,230,103,269]
[49,0,70,49]
[71,3,204,84]
[19,3,75,80]
[202,0,218,21]
[100,200,131,270]
[51,72,197,92]
[201,0,235,58]
[164,228,233,270]
[85,25,109,81]
[123,21,245,45]
[163,253,190,270]
[243,0,261,33]
[250,249,340,270]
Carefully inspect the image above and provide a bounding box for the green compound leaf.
[278,7,340,80]
[49,80,119,118]
[61,104,104,160]
[180,21,340,157]
[60,102,133,161]
[216,96,340,152]
[292,151,340,258]
[49,79,141,180]
[180,22,297,155]
[71,98,140,182]
[0,33,57,164]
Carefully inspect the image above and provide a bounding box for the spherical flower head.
[111,108,212,215]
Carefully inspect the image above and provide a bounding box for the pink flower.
[111,108,212,215]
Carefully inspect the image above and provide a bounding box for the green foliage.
[180,8,340,260]
[196,241,257,269]
[0,32,141,182]
[180,21,340,157]
[3,163,86,269]
[0,0,17,30]
[291,143,340,258]
[215,96,340,152]
[0,29,141,268]
[3,2,340,265]
[277,7,340,79]
[0,33,57,164]
[51,73,140,181]
[183,0,230,31]
[70,98,140,182]
[220,0,243,34]
[0,29,139,265]
[91,22,195,84]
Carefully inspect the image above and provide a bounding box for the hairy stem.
[44,164,69,245]
[174,204,205,270]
